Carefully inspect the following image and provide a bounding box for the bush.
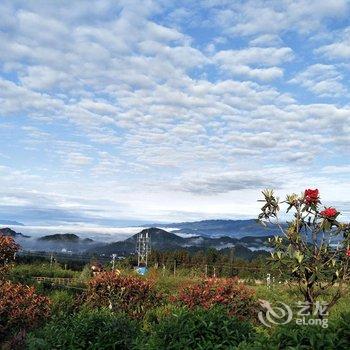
[49,290,77,317]
[77,264,93,283]
[334,312,350,350]
[173,278,258,321]
[142,304,180,331]
[0,281,51,341]
[136,307,256,349]
[0,234,19,278]
[237,312,350,350]
[270,322,335,350]
[85,272,162,318]
[26,308,140,350]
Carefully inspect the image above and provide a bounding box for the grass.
[149,268,202,295]
[9,262,79,280]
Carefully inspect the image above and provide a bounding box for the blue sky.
[0,0,350,226]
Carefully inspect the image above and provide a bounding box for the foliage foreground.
[1,268,349,349]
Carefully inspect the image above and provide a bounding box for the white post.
[266,273,271,288]
[111,254,116,270]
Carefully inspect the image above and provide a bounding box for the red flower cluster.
[320,207,338,219]
[346,249,350,257]
[304,189,319,205]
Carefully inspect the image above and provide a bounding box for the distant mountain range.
[89,227,272,260]
[156,219,281,238]
[0,220,25,226]
[1,219,279,259]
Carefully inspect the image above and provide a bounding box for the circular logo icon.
[258,299,293,327]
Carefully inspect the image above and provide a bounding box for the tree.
[0,235,20,278]
[258,188,350,316]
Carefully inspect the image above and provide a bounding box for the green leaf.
[293,251,304,264]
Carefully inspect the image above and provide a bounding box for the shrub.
[142,304,180,331]
[0,234,19,278]
[85,272,162,318]
[234,312,350,350]
[49,290,77,317]
[27,308,140,350]
[173,278,258,321]
[269,322,336,350]
[334,312,350,350]
[77,264,93,283]
[136,307,256,349]
[0,281,51,341]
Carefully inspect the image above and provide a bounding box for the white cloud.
[249,34,282,47]
[315,27,350,59]
[65,152,93,166]
[212,0,349,36]
[215,47,294,66]
[214,46,293,80]
[174,169,286,194]
[19,66,71,90]
[289,64,347,97]
[0,78,64,115]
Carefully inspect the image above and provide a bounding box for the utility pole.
[205,264,208,278]
[50,253,53,269]
[213,266,216,278]
[230,247,235,263]
[136,230,151,267]
[173,260,176,276]
[111,254,116,270]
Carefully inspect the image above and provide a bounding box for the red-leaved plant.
[0,235,20,278]
[173,278,258,321]
[258,188,350,316]
[85,272,162,318]
[0,281,51,341]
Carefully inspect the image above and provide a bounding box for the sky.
[0,0,350,227]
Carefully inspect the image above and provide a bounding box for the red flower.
[346,249,350,257]
[320,207,338,219]
[304,189,319,205]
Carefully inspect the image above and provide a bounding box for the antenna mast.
[136,230,151,267]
